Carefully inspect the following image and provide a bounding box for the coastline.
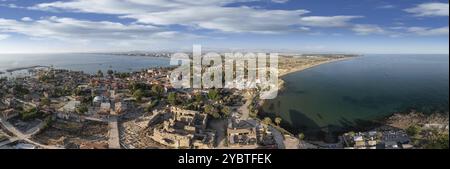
[256,56,358,138]
[279,57,354,77]
[257,56,356,107]
[277,57,355,91]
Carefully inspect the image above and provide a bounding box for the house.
[385,141,399,149]
[114,102,127,115]
[353,135,364,142]
[227,128,257,146]
[367,140,377,147]
[60,101,80,113]
[99,102,111,114]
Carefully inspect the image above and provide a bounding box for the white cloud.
[404,2,449,17]
[352,24,449,37]
[378,5,395,9]
[352,24,386,35]
[407,26,449,36]
[31,0,362,34]
[299,27,310,31]
[300,16,363,27]
[21,17,33,21]
[0,16,198,42]
[122,6,312,33]
[271,0,289,3]
[0,3,23,9]
[31,0,257,14]
[0,34,9,40]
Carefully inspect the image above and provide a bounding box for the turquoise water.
[263,55,449,137]
[0,53,170,75]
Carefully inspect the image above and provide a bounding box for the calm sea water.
[0,53,170,75]
[263,55,449,137]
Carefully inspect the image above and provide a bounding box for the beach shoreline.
[277,57,355,91]
[279,57,355,77]
[256,56,358,137]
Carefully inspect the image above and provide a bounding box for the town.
[0,55,447,149]
[0,63,293,149]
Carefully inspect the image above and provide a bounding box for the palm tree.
[275,117,282,126]
[298,133,305,140]
[263,117,272,125]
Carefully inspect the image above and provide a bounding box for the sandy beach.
[277,56,355,91]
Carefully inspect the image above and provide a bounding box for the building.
[99,102,111,114]
[171,107,207,130]
[114,102,127,115]
[150,107,211,149]
[227,128,257,147]
[60,100,81,113]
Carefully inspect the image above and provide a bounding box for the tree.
[207,88,219,100]
[107,69,114,76]
[194,93,203,103]
[97,70,104,77]
[348,131,356,137]
[168,92,177,105]
[406,125,421,137]
[42,116,54,130]
[205,105,220,119]
[263,117,272,125]
[20,107,41,121]
[151,85,164,98]
[145,100,159,112]
[298,133,305,140]
[274,117,282,126]
[221,106,231,117]
[129,82,148,92]
[76,105,88,114]
[72,87,82,96]
[40,97,50,106]
[424,133,449,149]
[133,89,144,102]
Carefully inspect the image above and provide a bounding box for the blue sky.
[0,0,448,54]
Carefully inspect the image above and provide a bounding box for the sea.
[262,54,449,139]
[0,53,170,77]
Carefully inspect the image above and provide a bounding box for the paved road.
[268,125,285,149]
[108,116,121,149]
[0,118,63,149]
[238,92,252,120]
[14,98,37,108]
[0,137,18,147]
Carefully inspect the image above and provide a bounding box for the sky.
[0,0,448,54]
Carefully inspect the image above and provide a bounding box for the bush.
[207,89,220,100]
[42,116,54,130]
[425,133,449,149]
[151,85,165,98]
[145,100,159,112]
[76,105,88,114]
[168,92,177,105]
[406,125,421,136]
[20,107,41,121]
[133,89,144,102]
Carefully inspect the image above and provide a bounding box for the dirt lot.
[32,120,109,148]
[8,116,42,133]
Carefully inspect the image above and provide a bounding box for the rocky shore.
[384,111,449,131]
